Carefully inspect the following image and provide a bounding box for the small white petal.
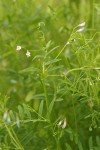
[26,51,31,57]
[16,45,21,51]
[3,110,8,120]
[58,120,63,126]
[76,27,84,32]
[62,118,67,129]
[78,22,86,27]
[7,115,11,124]
[67,41,70,45]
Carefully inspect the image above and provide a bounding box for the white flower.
[7,115,11,124]
[62,118,67,129]
[26,51,31,57]
[58,120,63,126]
[76,22,86,33]
[58,118,67,129]
[78,22,86,27]
[3,110,8,120]
[16,45,21,51]
[76,27,84,32]
[67,41,70,45]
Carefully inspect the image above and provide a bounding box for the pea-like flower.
[76,27,84,32]
[58,118,67,129]
[58,120,63,126]
[3,110,8,120]
[16,45,21,51]
[62,118,67,129]
[26,51,31,57]
[78,22,86,27]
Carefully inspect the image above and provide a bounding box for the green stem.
[41,61,50,120]
[41,63,60,149]
[72,96,78,134]
[51,124,60,150]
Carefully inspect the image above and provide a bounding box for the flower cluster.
[76,22,86,32]
[16,45,31,57]
[26,50,31,57]
[58,118,67,129]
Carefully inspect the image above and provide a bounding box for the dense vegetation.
[0,0,100,149]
